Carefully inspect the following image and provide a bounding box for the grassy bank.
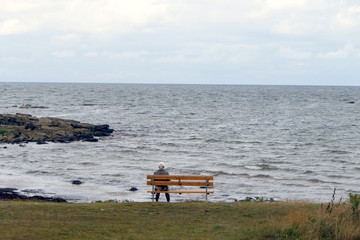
[0,200,359,240]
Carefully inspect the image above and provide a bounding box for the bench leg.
[152,177,155,202]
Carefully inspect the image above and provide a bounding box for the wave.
[78,162,99,166]
[245,165,279,171]
[245,165,263,170]
[195,169,276,180]
[281,182,308,187]
[26,170,50,175]
[160,142,178,147]
[323,150,351,154]
[198,169,250,177]
[225,140,263,145]
[204,139,222,143]
[326,174,352,179]
[306,178,341,184]
[252,174,274,179]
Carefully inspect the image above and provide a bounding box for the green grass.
[0,200,359,240]
[0,129,8,135]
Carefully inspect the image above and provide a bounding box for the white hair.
[158,162,165,169]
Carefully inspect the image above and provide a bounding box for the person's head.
[158,162,165,170]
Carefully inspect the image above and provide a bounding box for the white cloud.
[52,50,77,58]
[83,52,99,57]
[317,44,355,59]
[278,47,313,60]
[45,0,171,34]
[187,42,260,64]
[0,56,33,64]
[104,50,151,60]
[249,0,310,19]
[0,1,39,13]
[332,5,360,32]
[278,44,358,60]
[0,0,359,37]
[51,33,82,46]
[0,0,171,36]
[1,0,360,85]
[0,19,38,35]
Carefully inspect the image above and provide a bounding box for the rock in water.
[0,113,114,144]
[129,187,139,191]
[72,180,83,185]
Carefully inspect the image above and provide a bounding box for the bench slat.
[147,190,214,194]
[147,175,213,180]
[147,181,214,187]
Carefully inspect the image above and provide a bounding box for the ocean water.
[0,83,359,203]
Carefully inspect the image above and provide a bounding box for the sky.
[0,0,359,86]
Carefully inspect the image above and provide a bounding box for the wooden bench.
[147,175,214,201]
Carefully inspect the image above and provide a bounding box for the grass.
[0,129,8,135]
[1,200,359,240]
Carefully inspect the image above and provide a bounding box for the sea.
[0,83,359,203]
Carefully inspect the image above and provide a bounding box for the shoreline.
[0,185,340,204]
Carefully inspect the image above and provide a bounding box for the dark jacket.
[153,169,169,188]
[154,169,169,176]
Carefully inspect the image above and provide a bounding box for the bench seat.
[147,175,214,201]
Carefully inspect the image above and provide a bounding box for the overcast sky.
[0,0,359,86]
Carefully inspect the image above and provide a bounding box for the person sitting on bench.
[153,162,170,202]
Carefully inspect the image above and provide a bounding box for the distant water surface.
[0,83,359,202]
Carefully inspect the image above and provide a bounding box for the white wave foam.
[245,165,263,170]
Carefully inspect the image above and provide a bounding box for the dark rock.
[348,101,355,104]
[0,188,67,202]
[19,104,48,109]
[0,113,114,144]
[29,195,67,202]
[0,188,18,192]
[129,187,139,191]
[83,138,98,142]
[25,122,37,130]
[72,180,83,185]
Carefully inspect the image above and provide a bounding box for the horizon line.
[0,81,359,88]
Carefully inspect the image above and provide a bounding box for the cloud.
[0,19,38,35]
[1,0,360,85]
[278,44,358,60]
[0,56,33,64]
[1,0,359,37]
[51,33,82,46]
[332,5,360,32]
[52,50,77,58]
[0,1,39,13]
[0,0,171,36]
[318,44,355,59]
[249,0,310,19]
[83,52,99,57]
[278,47,313,60]
[182,42,260,65]
[43,0,171,34]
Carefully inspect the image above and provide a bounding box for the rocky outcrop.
[19,104,48,109]
[0,188,67,202]
[0,113,114,144]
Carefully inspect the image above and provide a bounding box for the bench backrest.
[146,175,214,187]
